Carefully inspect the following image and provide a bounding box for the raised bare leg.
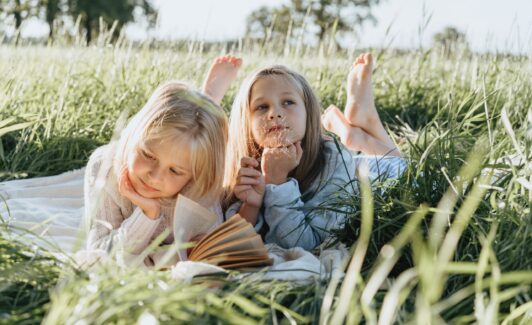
[201,55,242,105]
[345,53,399,155]
[322,104,400,156]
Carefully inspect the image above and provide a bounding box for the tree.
[37,0,62,40]
[0,0,39,44]
[432,26,469,54]
[245,5,294,42]
[246,0,381,45]
[66,0,157,44]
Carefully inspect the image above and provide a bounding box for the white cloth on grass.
[0,169,349,281]
[169,244,348,283]
[0,168,86,253]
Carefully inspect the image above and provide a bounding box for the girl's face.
[249,75,307,148]
[127,137,192,199]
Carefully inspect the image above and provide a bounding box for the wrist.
[264,172,288,185]
[143,206,160,220]
[239,203,260,225]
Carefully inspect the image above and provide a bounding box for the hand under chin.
[261,133,301,148]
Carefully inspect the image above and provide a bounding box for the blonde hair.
[114,81,228,201]
[224,65,326,202]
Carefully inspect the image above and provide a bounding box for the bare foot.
[345,53,379,127]
[202,55,242,105]
[322,105,367,152]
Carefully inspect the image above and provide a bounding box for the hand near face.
[118,167,161,220]
[261,141,303,185]
[234,157,265,208]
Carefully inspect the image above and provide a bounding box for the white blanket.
[0,169,348,281]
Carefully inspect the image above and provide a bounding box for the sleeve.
[352,155,406,189]
[84,149,162,255]
[225,200,265,232]
[262,145,356,250]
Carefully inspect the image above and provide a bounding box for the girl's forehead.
[251,74,303,97]
[142,133,189,152]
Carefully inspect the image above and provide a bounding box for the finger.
[264,146,291,158]
[234,186,251,199]
[237,176,261,186]
[240,156,259,168]
[238,167,262,178]
[118,168,129,193]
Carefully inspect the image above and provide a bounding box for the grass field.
[0,37,531,324]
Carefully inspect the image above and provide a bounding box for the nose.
[148,167,163,185]
[268,104,283,120]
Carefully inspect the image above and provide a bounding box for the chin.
[262,135,293,148]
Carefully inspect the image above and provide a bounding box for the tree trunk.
[46,0,59,42]
[14,0,22,46]
[85,14,92,45]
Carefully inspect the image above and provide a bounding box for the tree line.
[0,0,156,44]
[1,0,467,52]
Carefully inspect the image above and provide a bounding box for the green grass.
[0,37,531,324]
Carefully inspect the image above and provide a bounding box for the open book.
[173,195,272,269]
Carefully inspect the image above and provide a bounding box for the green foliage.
[0,227,75,324]
[433,26,469,55]
[0,40,531,324]
[245,0,381,45]
[67,0,157,43]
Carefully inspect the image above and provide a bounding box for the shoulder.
[302,139,355,197]
[85,143,122,200]
[85,143,117,180]
[321,139,355,175]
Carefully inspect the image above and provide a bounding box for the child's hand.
[234,157,265,208]
[261,141,303,185]
[118,167,161,220]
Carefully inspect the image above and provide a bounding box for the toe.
[364,53,373,66]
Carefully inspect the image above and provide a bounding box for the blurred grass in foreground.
[0,35,531,324]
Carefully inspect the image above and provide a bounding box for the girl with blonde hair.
[0,56,241,262]
[86,54,243,261]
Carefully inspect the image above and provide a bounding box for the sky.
[16,0,532,54]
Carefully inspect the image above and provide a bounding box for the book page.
[173,195,219,260]
[192,223,256,258]
[192,215,244,252]
[218,258,273,269]
[193,234,265,261]
[191,218,250,258]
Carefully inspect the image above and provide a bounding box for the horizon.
[4,0,532,54]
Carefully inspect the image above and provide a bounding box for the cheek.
[128,154,147,174]
[250,117,266,141]
[166,176,191,195]
[296,110,307,136]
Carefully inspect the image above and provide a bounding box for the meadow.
[0,35,531,324]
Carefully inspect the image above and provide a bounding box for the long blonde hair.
[114,81,228,201]
[224,65,326,202]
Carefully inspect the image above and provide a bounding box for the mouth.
[267,125,288,133]
[140,178,158,192]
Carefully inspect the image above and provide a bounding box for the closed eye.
[142,149,156,160]
[170,168,183,176]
